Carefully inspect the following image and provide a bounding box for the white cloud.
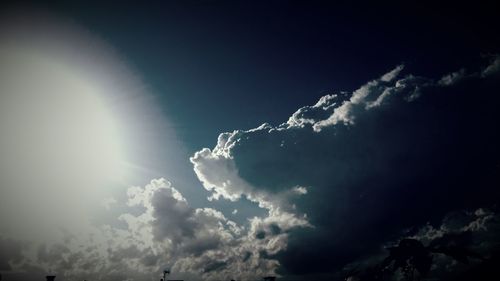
[190,146,254,202]
[380,64,405,82]
[0,178,304,280]
[313,64,406,130]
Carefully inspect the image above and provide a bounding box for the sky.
[0,1,499,281]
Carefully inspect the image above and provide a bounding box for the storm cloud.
[191,57,500,278]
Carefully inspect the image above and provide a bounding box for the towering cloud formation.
[191,57,500,278]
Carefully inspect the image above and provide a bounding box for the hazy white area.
[0,47,123,239]
[0,10,184,243]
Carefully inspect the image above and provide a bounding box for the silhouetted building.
[46,276,56,281]
[263,276,276,281]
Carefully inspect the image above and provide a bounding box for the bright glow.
[0,45,126,240]
[0,11,186,243]
[1,46,125,182]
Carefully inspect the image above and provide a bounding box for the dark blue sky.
[11,0,498,151]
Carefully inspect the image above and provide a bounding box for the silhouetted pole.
[161,269,170,281]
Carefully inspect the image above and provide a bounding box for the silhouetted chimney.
[46,276,56,281]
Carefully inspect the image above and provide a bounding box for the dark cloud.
[0,236,24,271]
[191,57,500,279]
[343,207,500,281]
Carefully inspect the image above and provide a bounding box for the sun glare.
[0,45,127,230]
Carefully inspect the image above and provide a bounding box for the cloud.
[0,179,303,281]
[2,53,499,281]
[190,58,500,279]
[438,68,466,85]
[481,55,500,77]
[0,237,24,271]
[341,207,500,281]
[0,180,173,280]
[311,64,409,129]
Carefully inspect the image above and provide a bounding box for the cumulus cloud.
[190,58,500,279]
[0,179,304,281]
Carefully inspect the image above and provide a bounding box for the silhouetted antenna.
[160,269,170,281]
